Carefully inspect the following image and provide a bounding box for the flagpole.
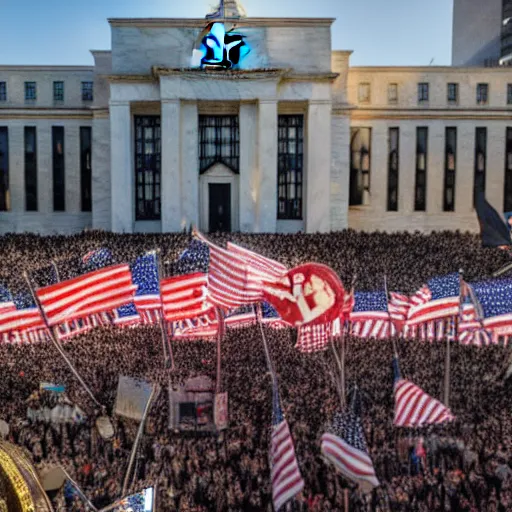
[215,307,224,394]
[23,272,104,409]
[59,466,98,512]
[121,384,160,497]
[51,260,61,282]
[255,304,277,386]
[155,249,173,370]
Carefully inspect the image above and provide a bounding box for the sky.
[0,0,454,66]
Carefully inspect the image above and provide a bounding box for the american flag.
[350,291,394,339]
[171,310,218,339]
[321,409,380,494]
[0,285,15,313]
[458,279,493,346]
[131,251,161,324]
[295,323,332,353]
[226,241,288,290]
[393,356,455,427]
[173,239,210,275]
[407,273,460,326]
[469,278,512,344]
[388,292,410,326]
[0,287,47,343]
[36,265,137,326]
[161,272,212,322]
[82,248,114,271]
[270,381,304,511]
[195,232,275,309]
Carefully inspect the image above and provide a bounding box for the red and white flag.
[36,265,137,326]
[394,379,455,427]
[161,272,213,322]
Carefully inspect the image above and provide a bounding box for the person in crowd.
[0,230,510,511]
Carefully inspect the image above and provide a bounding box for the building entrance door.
[208,183,231,232]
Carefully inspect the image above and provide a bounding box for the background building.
[0,0,511,235]
[452,0,512,66]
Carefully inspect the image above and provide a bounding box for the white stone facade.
[0,12,512,235]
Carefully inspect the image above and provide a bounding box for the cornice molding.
[108,17,336,28]
[0,65,93,72]
[351,110,512,121]
[106,74,155,83]
[349,65,512,74]
[0,108,93,120]
[152,67,289,80]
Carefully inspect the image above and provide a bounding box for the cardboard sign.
[214,392,228,431]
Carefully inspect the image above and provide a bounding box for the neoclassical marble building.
[1,1,512,235]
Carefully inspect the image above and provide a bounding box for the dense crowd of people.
[0,230,511,511]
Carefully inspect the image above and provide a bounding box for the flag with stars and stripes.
[407,273,460,326]
[82,248,115,271]
[270,381,304,511]
[350,291,394,339]
[36,263,137,326]
[0,287,47,343]
[130,251,161,324]
[0,285,15,314]
[393,355,455,427]
[469,277,512,345]
[195,232,279,310]
[388,292,410,328]
[458,279,493,346]
[321,409,380,494]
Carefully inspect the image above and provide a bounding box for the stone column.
[330,113,350,231]
[239,103,258,232]
[109,101,133,233]
[180,101,199,230]
[92,116,111,231]
[306,100,332,233]
[257,100,278,233]
[161,99,182,232]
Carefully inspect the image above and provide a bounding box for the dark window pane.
[52,126,65,211]
[199,116,240,174]
[415,127,428,211]
[81,81,93,101]
[0,82,6,102]
[53,81,64,101]
[277,115,304,219]
[444,127,457,211]
[0,127,9,211]
[504,128,512,211]
[80,127,92,212]
[24,127,37,211]
[134,116,161,220]
[350,127,372,206]
[387,128,399,211]
[25,82,36,101]
[474,127,487,206]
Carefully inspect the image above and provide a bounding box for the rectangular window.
[388,83,398,104]
[80,127,92,212]
[81,81,93,101]
[135,116,161,221]
[24,127,37,211]
[53,81,64,102]
[0,82,6,102]
[277,115,304,220]
[0,127,9,211]
[477,83,489,105]
[52,126,65,211]
[387,128,399,211]
[350,128,372,206]
[504,128,512,212]
[198,116,239,174]
[418,83,429,103]
[474,127,487,205]
[24,82,36,101]
[444,127,457,212]
[508,84,512,105]
[415,127,428,211]
[447,83,459,104]
[358,83,371,103]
